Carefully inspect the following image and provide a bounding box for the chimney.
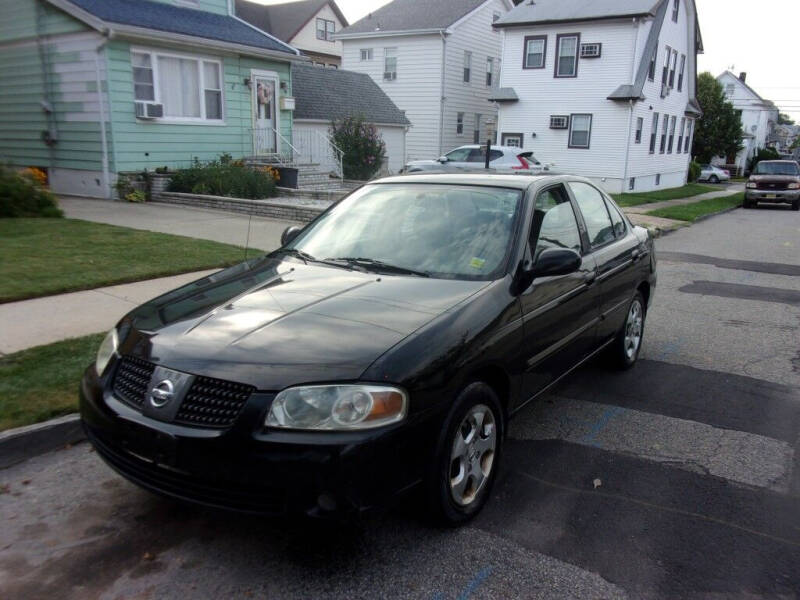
[739,72,747,83]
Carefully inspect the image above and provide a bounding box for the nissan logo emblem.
[149,379,175,408]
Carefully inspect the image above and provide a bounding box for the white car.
[698,164,731,183]
[404,145,550,174]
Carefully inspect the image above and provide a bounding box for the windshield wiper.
[328,257,430,277]
[273,248,356,271]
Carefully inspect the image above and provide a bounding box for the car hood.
[749,174,799,182]
[122,257,488,390]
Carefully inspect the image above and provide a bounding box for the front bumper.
[80,365,438,516]
[745,189,799,203]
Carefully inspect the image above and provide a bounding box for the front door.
[253,74,277,154]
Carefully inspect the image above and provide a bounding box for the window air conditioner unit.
[135,101,164,119]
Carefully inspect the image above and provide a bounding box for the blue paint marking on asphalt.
[457,567,493,600]
[581,406,624,447]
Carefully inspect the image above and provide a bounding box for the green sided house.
[0,0,308,198]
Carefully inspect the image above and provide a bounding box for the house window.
[580,43,601,58]
[132,49,223,121]
[677,117,686,151]
[360,48,373,61]
[316,18,335,41]
[384,48,397,80]
[656,173,661,185]
[672,0,679,22]
[486,57,493,87]
[635,117,643,143]
[660,114,669,153]
[684,120,692,153]
[629,177,636,191]
[473,113,481,144]
[677,54,686,91]
[502,133,523,147]
[523,36,547,69]
[650,113,659,153]
[456,112,464,135]
[568,114,591,148]
[669,49,678,87]
[132,52,155,101]
[662,46,670,87]
[725,83,735,98]
[555,34,579,77]
[463,51,472,83]
[550,115,569,129]
[667,115,676,153]
[647,47,656,81]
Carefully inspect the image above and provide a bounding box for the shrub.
[167,156,276,199]
[0,166,62,218]
[687,161,701,182]
[748,147,781,174]
[330,116,386,181]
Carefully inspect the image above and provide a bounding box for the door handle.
[631,249,641,261]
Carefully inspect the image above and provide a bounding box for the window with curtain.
[677,117,686,150]
[486,57,493,87]
[667,116,676,153]
[384,48,397,80]
[524,36,546,68]
[647,47,656,81]
[464,51,472,83]
[556,35,579,77]
[635,117,643,144]
[662,46,670,86]
[456,112,464,135]
[650,113,659,153]
[677,55,686,91]
[132,49,223,121]
[669,50,677,87]
[660,114,669,153]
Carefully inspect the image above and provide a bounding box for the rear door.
[568,181,640,344]
[518,184,600,403]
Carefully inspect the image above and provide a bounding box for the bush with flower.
[330,116,386,181]
[0,165,62,218]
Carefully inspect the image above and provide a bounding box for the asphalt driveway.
[2,204,799,599]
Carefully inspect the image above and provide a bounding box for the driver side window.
[445,148,471,161]
[530,186,582,262]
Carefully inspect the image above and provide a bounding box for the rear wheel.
[709,175,719,184]
[426,382,503,526]
[609,292,645,370]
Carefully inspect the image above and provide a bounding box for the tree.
[778,113,795,125]
[330,115,386,181]
[692,72,744,163]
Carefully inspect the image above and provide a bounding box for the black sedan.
[80,173,656,524]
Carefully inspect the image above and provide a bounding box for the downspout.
[94,28,114,199]
[621,17,640,191]
[438,29,446,156]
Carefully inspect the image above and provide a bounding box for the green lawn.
[0,333,103,431]
[0,218,258,303]
[612,183,718,207]
[645,193,743,222]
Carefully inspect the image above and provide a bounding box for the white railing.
[250,127,300,166]
[292,128,344,183]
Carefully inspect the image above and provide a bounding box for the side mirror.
[437,156,448,163]
[281,225,302,246]
[532,248,582,278]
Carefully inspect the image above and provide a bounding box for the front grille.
[757,181,789,190]
[174,375,254,428]
[111,356,254,429]
[87,427,287,514]
[113,356,155,409]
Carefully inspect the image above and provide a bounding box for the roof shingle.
[337,0,487,35]
[61,0,298,55]
[235,0,347,43]
[292,65,410,125]
[495,0,660,26]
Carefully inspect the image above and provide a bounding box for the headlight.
[95,328,118,376]
[746,182,757,189]
[788,183,799,189]
[266,384,407,430]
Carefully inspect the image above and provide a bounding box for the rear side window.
[605,198,626,238]
[569,182,615,247]
[466,149,503,162]
[531,186,582,261]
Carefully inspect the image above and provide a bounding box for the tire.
[792,200,799,211]
[425,382,503,526]
[744,200,755,209]
[709,175,719,184]
[609,292,646,370]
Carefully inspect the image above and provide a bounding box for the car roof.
[451,145,528,153]
[371,172,566,190]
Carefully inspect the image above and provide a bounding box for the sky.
[251,0,800,122]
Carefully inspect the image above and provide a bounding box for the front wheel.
[426,383,503,526]
[709,175,719,184]
[609,292,645,370]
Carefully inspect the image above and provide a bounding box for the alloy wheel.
[449,404,497,506]
[624,300,644,360]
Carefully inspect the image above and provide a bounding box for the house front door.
[253,74,277,154]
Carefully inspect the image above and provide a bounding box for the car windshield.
[285,183,523,280]
[754,162,799,175]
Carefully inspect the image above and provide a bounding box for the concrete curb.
[0,414,85,469]
[692,204,742,223]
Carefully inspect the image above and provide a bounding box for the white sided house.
[291,64,410,174]
[716,71,779,174]
[493,0,703,194]
[336,0,513,162]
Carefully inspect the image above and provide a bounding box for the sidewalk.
[0,269,217,354]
